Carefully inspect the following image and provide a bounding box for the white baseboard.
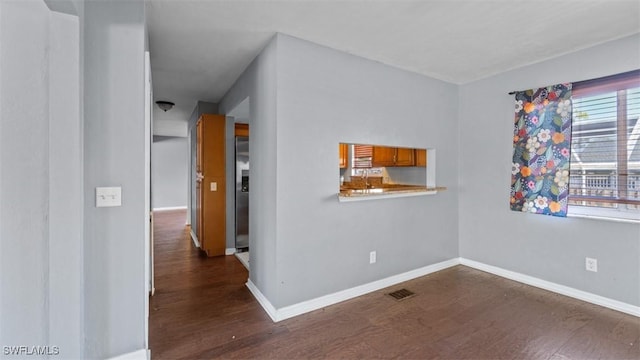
[247,258,460,322]
[225,248,236,255]
[247,257,640,322]
[107,349,149,360]
[189,229,200,248]
[152,206,187,211]
[459,258,640,317]
[246,279,278,322]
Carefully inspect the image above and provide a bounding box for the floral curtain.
[510,84,572,217]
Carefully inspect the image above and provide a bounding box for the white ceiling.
[147,0,640,136]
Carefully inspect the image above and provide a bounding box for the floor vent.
[387,288,415,301]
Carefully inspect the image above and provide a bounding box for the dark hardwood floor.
[149,210,639,359]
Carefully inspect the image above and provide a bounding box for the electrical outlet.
[369,251,376,264]
[585,257,598,272]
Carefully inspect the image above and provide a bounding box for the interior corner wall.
[273,34,459,308]
[83,0,147,357]
[458,34,640,307]
[218,35,280,303]
[152,137,188,209]
[48,8,83,358]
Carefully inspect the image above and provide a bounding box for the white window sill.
[337,189,439,202]
[568,206,640,224]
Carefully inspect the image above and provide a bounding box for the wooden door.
[196,120,203,244]
[199,114,226,257]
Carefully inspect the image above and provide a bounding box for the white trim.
[107,349,149,360]
[235,252,250,270]
[247,258,460,322]
[338,190,437,202]
[568,213,640,225]
[190,229,200,248]
[225,248,236,255]
[152,206,188,212]
[143,50,152,350]
[567,206,640,224]
[247,257,640,323]
[246,279,278,322]
[459,258,640,318]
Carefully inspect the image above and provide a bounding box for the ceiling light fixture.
[155,100,175,112]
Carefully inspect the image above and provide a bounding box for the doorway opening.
[228,98,251,271]
[234,127,249,270]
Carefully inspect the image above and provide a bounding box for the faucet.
[361,169,370,189]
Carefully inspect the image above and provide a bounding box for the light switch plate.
[96,187,122,207]
[210,182,217,191]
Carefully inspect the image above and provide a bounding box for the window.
[352,144,373,169]
[351,144,383,176]
[569,70,640,219]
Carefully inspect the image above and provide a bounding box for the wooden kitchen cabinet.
[415,149,427,167]
[339,143,348,168]
[372,146,415,167]
[395,147,415,166]
[195,114,226,257]
[371,146,396,167]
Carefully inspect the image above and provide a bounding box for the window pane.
[570,91,619,206]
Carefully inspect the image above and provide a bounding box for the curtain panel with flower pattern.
[510,84,572,217]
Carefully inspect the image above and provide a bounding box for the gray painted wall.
[152,137,188,209]
[0,2,83,358]
[48,9,83,358]
[83,0,147,357]
[459,34,640,306]
[275,35,459,307]
[0,0,51,350]
[220,34,459,308]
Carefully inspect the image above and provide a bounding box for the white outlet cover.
[585,257,598,272]
[369,251,376,264]
[96,187,122,207]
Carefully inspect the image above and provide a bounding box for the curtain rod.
[507,69,639,95]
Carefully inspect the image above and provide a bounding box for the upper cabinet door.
[372,146,415,167]
[415,149,427,167]
[372,146,396,167]
[395,147,415,166]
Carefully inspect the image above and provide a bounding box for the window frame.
[567,70,640,222]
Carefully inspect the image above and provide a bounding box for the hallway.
[149,210,639,359]
[149,209,270,359]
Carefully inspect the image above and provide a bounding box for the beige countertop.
[338,184,446,201]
